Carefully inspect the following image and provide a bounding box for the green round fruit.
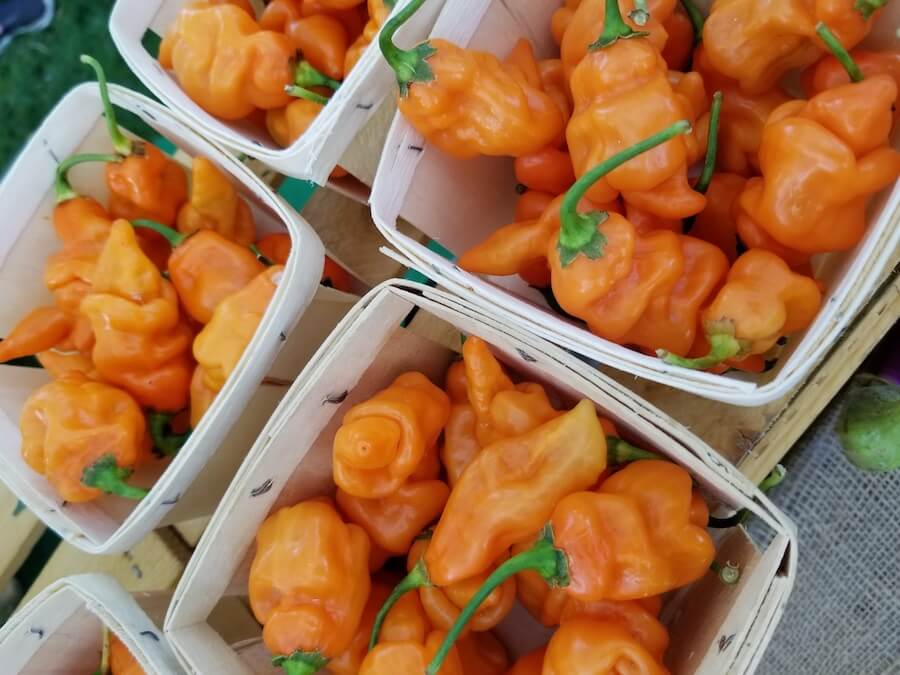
[838,375,900,472]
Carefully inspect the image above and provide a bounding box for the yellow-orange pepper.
[190,266,282,426]
[110,633,146,675]
[332,372,450,499]
[176,156,255,246]
[804,48,900,99]
[688,172,746,263]
[261,0,349,79]
[80,221,194,412]
[455,632,509,675]
[380,2,565,159]
[20,374,153,503]
[345,0,392,73]
[542,618,668,675]
[249,499,371,674]
[0,307,74,363]
[360,631,463,675]
[267,99,325,148]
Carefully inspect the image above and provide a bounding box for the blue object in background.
[0,0,54,53]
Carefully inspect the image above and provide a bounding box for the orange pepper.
[176,157,256,246]
[36,350,100,380]
[308,0,365,9]
[506,648,546,675]
[703,0,885,95]
[322,257,353,292]
[444,360,469,404]
[0,307,73,363]
[190,266,283,426]
[407,538,517,637]
[688,173,746,263]
[255,232,294,265]
[249,499,371,673]
[267,99,325,148]
[344,0,391,74]
[380,4,565,158]
[80,221,193,412]
[514,148,575,195]
[360,631,463,675]
[661,250,822,370]
[455,632,509,675]
[660,7,694,71]
[560,0,674,77]
[620,236,729,357]
[538,59,573,127]
[336,480,450,554]
[804,48,900,98]
[159,2,299,120]
[515,191,555,222]
[135,221,265,325]
[441,403,480,488]
[736,76,900,255]
[261,0,349,79]
[542,618,668,675]
[333,372,450,499]
[20,373,153,502]
[109,633,146,675]
[565,2,704,219]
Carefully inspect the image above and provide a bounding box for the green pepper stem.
[55,153,123,204]
[131,219,190,248]
[694,90,723,195]
[426,524,568,675]
[81,54,135,156]
[657,332,742,370]
[590,0,649,50]
[81,454,149,501]
[710,560,741,585]
[369,558,430,650]
[606,436,663,464]
[271,650,329,675]
[295,61,341,91]
[379,0,437,96]
[680,0,705,44]
[558,120,691,266]
[854,0,887,20]
[148,413,191,458]
[815,23,863,82]
[284,85,330,106]
[708,464,787,528]
[250,244,274,266]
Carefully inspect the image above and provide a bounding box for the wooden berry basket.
[163,281,797,674]
[0,83,362,555]
[109,0,447,184]
[368,0,900,406]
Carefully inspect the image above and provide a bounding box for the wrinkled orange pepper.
[804,48,900,98]
[703,0,886,94]
[455,632,509,675]
[542,618,668,675]
[176,157,256,246]
[514,148,575,195]
[506,647,546,675]
[0,307,74,363]
[190,266,282,426]
[661,250,822,370]
[441,403,480,488]
[261,0,349,79]
[688,173,746,263]
[134,220,265,325]
[380,3,565,158]
[249,500,371,674]
[336,480,450,554]
[109,633,146,675]
[80,221,193,412]
[345,0,392,73]
[565,1,704,219]
[36,350,100,380]
[360,631,463,675]
[267,99,324,148]
[332,372,450,499]
[736,75,900,255]
[20,374,153,503]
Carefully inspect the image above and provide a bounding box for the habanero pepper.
[565,0,705,220]
[20,374,153,503]
[360,630,463,675]
[261,0,349,80]
[0,307,74,363]
[660,250,822,370]
[133,220,265,325]
[378,2,565,158]
[36,350,101,381]
[687,172,746,263]
[190,265,283,426]
[249,499,370,675]
[455,631,509,675]
[176,156,256,246]
[703,0,886,94]
[79,220,194,412]
[425,460,713,673]
[542,618,668,675]
[660,6,693,71]
[441,361,480,486]
[514,148,575,196]
[803,48,900,98]
[332,372,450,499]
[253,232,354,292]
[109,633,146,675]
[345,0,392,74]
[267,99,324,149]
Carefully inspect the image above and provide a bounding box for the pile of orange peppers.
[3,58,350,506]
[159,0,390,155]
[381,0,900,374]
[249,336,738,675]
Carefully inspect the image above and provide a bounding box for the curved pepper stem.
[657,332,742,370]
[708,464,787,528]
[694,91,723,196]
[55,153,123,204]
[148,413,192,458]
[680,0,705,44]
[284,85,330,106]
[80,54,138,156]
[426,524,568,675]
[131,219,192,248]
[271,651,330,675]
[81,454,150,501]
[710,560,741,585]
[590,0,649,50]
[815,23,864,82]
[379,0,437,96]
[295,61,341,92]
[558,120,691,267]
[854,0,887,19]
[250,244,274,266]
[369,558,431,649]
[606,436,663,465]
